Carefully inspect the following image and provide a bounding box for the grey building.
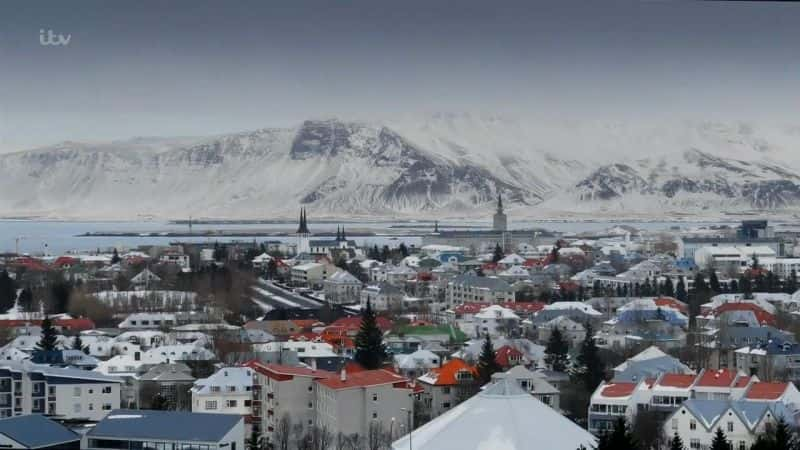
[0,415,80,450]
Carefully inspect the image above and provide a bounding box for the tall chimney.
[340,367,347,382]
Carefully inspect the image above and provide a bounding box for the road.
[250,278,324,310]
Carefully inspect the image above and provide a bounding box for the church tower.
[493,193,507,232]
[296,208,311,254]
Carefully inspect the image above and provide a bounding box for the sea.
[0,219,736,255]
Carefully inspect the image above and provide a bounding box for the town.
[2,201,800,450]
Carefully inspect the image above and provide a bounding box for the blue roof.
[0,415,79,449]
[88,410,242,443]
[681,399,792,431]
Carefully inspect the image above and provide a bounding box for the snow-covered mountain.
[1,116,799,219]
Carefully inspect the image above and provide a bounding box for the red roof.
[657,373,697,389]
[655,297,688,314]
[316,369,409,390]
[13,257,50,272]
[746,382,789,400]
[600,382,638,398]
[696,369,738,388]
[734,376,752,388]
[329,316,393,333]
[291,319,321,330]
[0,318,95,332]
[715,303,775,326]
[495,345,524,368]
[53,256,79,267]
[246,361,336,381]
[420,358,478,386]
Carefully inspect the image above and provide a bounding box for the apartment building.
[0,361,121,421]
[191,367,253,416]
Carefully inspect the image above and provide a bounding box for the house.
[663,399,793,450]
[470,305,520,338]
[246,361,336,447]
[393,350,440,379]
[417,358,478,419]
[588,381,640,435]
[85,410,243,450]
[692,368,751,401]
[490,365,560,410]
[191,367,253,416]
[323,270,362,305]
[494,345,526,370]
[612,346,692,382]
[446,274,514,306]
[137,363,195,410]
[734,340,800,381]
[130,268,162,289]
[0,361,122,421]
[315,369,415,439]
[0,414,80,450]
[391,380,596,450]
[118,313,176,330]
[536,316,585,347]
[360,283,404,312]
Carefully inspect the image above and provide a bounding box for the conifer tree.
[492,244,504,263]
[710,428,731,450]
[36,316,59,351]
[545,327,569,372]
[477,333,501,384]
[739,275,753,299]
[72,335,84,351]
[0,270,16,314]
[398,242,410,258]
[600,417,639,450]
[111,248,121,264]
[354,300,387,369]
[574,322,604,392]
[662,277,675,297]
[669,433,684,450]
[676,276,688,302]
[246,426,263,450]
[786,269,798,294]
[709,270,721,294]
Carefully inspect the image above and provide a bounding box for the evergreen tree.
[398,242,410,258]
[662,277,675,297]
[266,259,278,280]
[492,244,504,263]
[476,334,501,384]
[676,276,688,302]
[111,248,121,264]
[72,335,84,351]
[739,275,753,299]
[669,433,685,450]
[0,270,16,314]
[710,428,731,450]
[545,327,569,372]
[575,322,604,392]
[709,270,721,294]
[36,316,59,351]
[786,269,798,294]
[380,245,391,263]
[151,392,170,410]
[602,417,639,450]
[772,416,796,450]
[246,426,263,450]
[353,300,387,369]
[751,254,760,270]
[18,287,34,312]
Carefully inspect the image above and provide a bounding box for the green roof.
[391,324,467,342]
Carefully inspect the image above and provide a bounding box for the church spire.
[297,208,310,234]
[336,225,341,241]
[341,226,346,241]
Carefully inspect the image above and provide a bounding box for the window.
[689,419,696,430]
[73,403,82,413]
[227,386,236,392]
[671,419,678,430]
[103,386,113,394]
[89,388,94,394]
[442,387,451,395]
[205,401,218,410]
[690,439,700,449]
[244,400,251,407]
[211,386,221,393]
[727,422,733,432]
[372,394,378,402]
[442,402,451,409]
[74,387,82,396]
[102,403,113,410]
[226,400,237,408]
[89,403,94,410]
[308,402,313,409]
[372,412,377,419]
[738,442,746,450]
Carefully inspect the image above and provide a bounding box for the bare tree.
[273,414,292,450]
[367,421,390,450]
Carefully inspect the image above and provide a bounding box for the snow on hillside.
[1,115,799,220]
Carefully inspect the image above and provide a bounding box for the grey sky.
[1,0,799,153]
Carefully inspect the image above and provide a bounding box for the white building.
[191,366,253,416]
[0,361,121,421]
[360,283,405,312]
[118,313,177,330]
[446,274,514,306]
[323,270,362,305]
[471,305,520,338]
[291,262,333,288]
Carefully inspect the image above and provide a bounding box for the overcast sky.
[1,0,799,153]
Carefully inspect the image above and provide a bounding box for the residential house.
[137,362,195,410]
[360,283,404,312]
[490,365,560,410]
[323,271,362,305]
[191,367,253,417]
[417,358,479,419]
[393,350,440,379]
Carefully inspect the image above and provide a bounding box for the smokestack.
[340,367,347,382]
[311,359,317,371]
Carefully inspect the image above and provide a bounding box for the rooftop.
[0,415,79,449]
[316,369,408,390]
[89,410,242,443]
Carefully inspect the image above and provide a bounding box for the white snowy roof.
[391,380,596,450]
[475,305,520,320]
[192,366,253,395]
[393,350,440,370]
[498,254,526,265]
[542,302,602,316]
